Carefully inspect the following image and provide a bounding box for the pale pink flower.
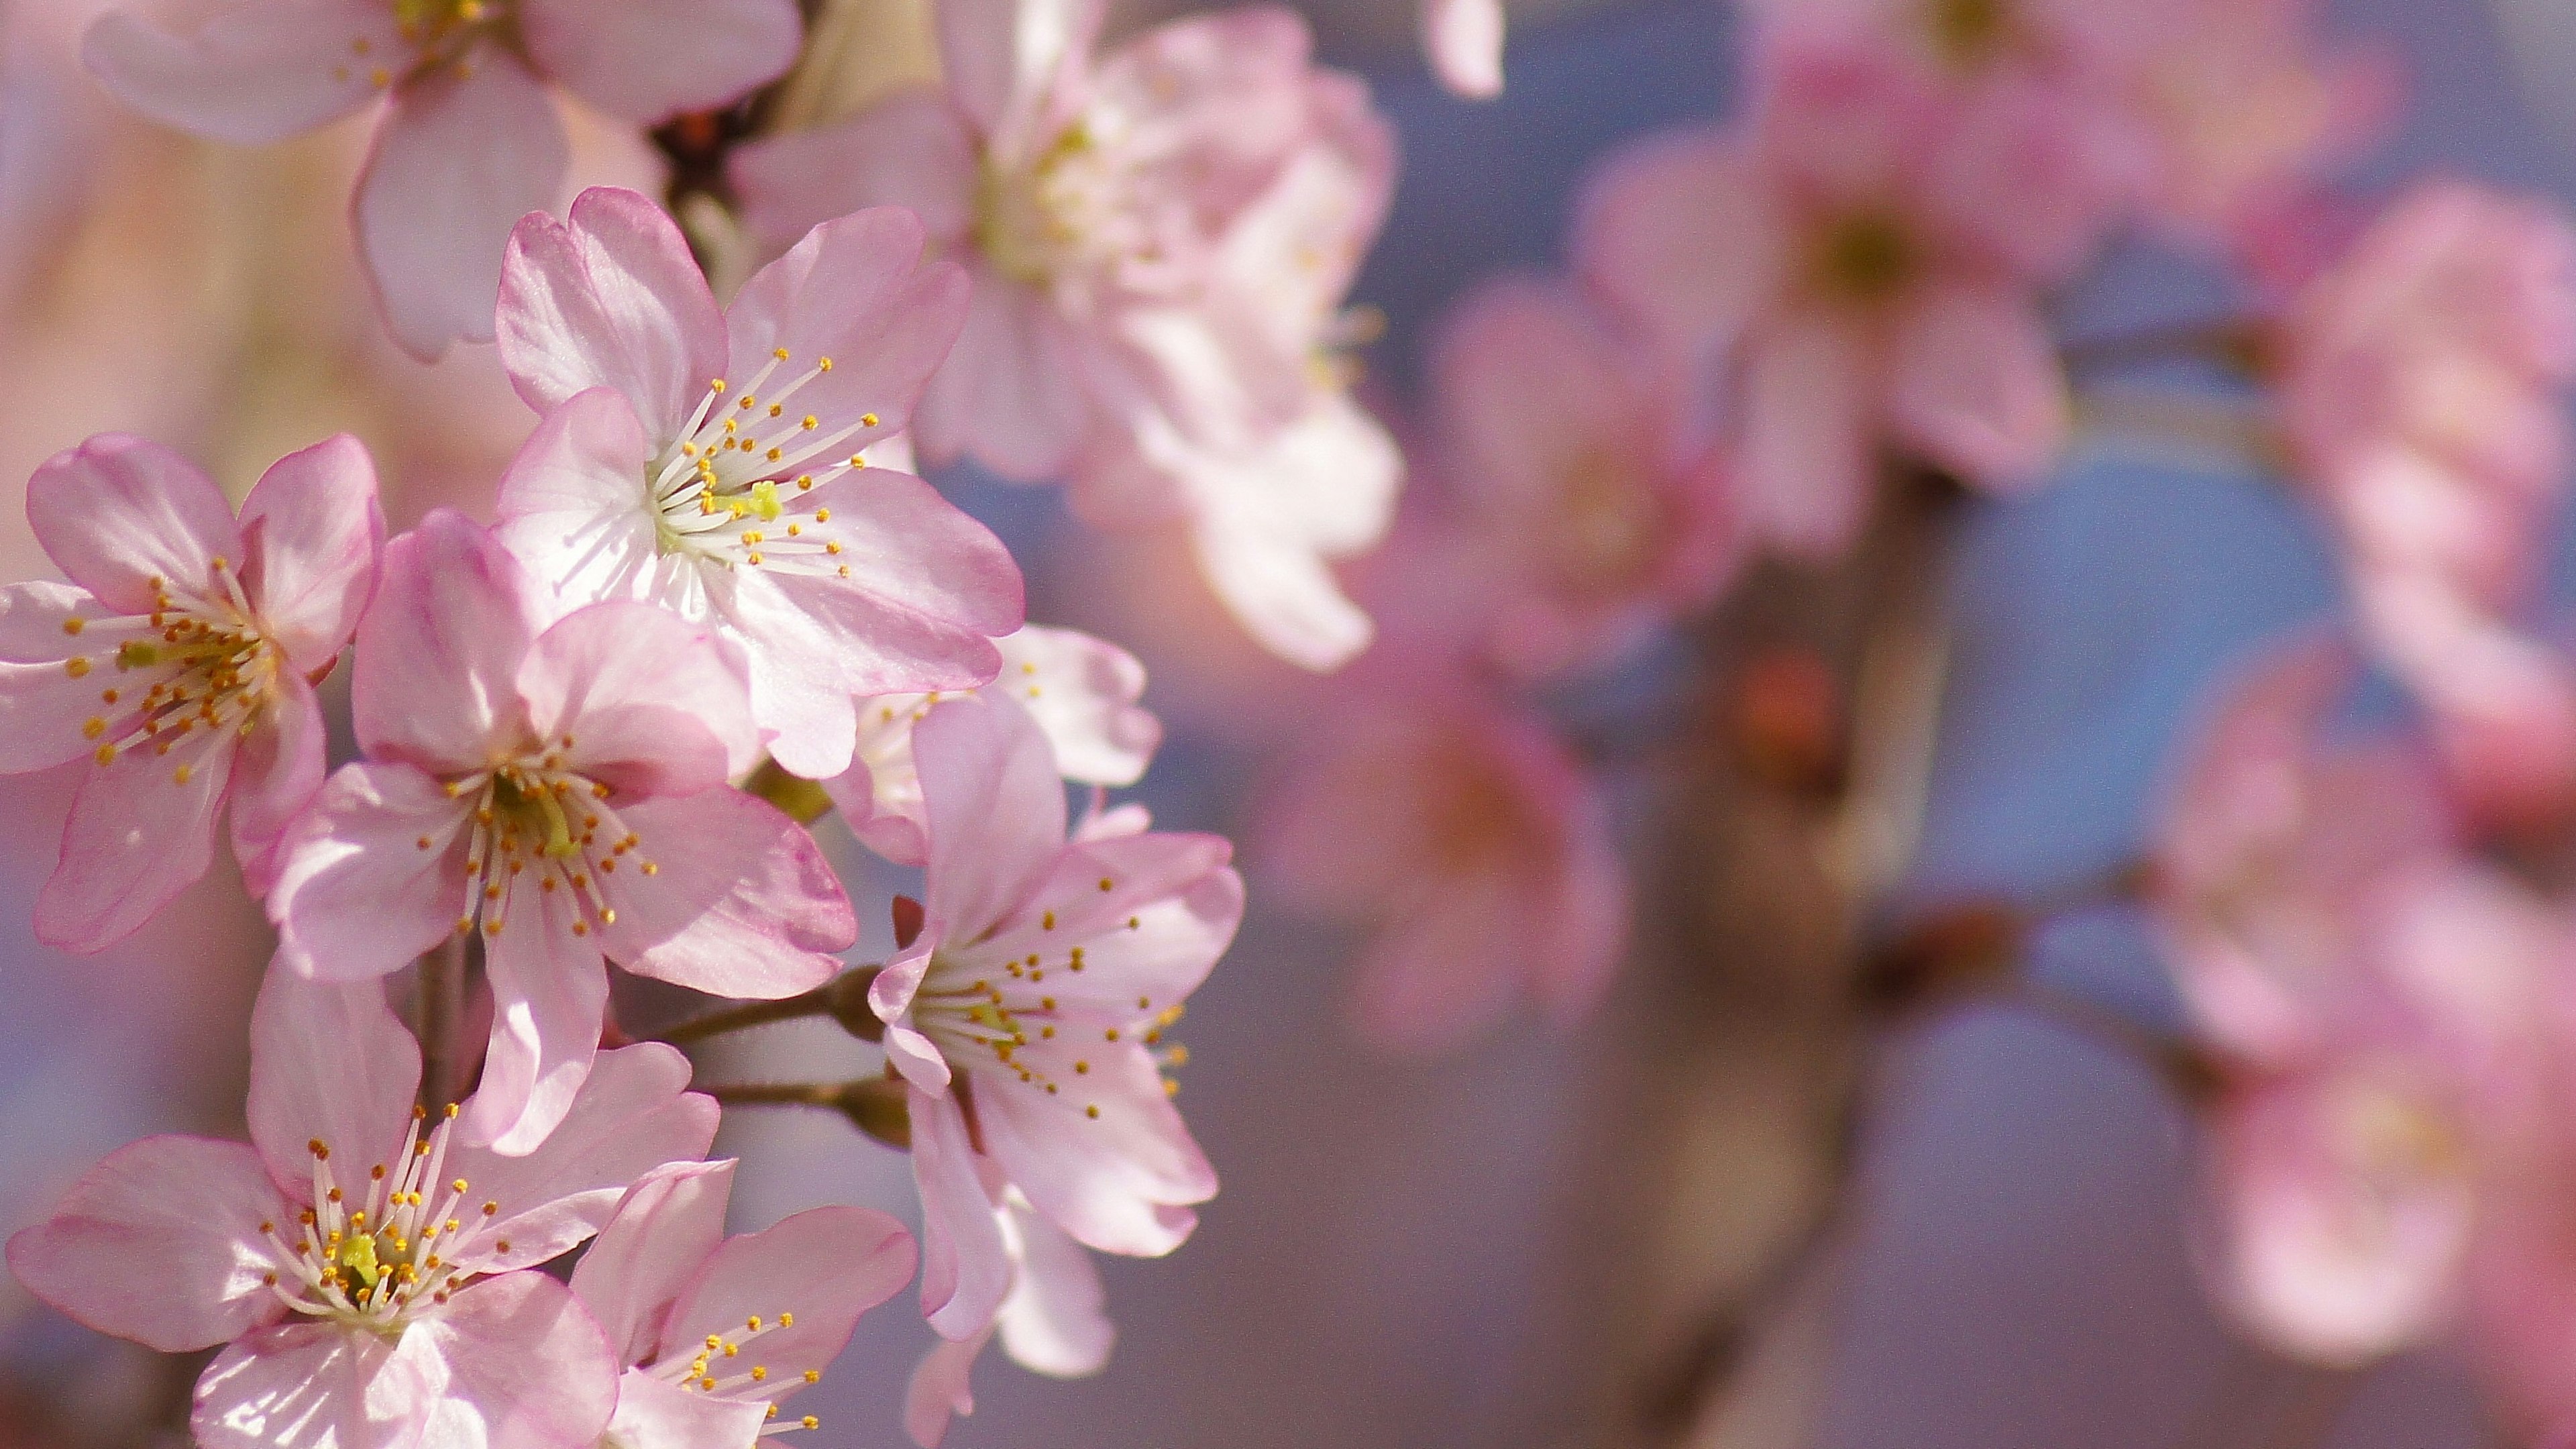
[826,624,1162,867]
[2149,636,2453,1062]
[2273,182,2576,818]
[732,0,1402,672]
[570,1159,914,1448]
[80,0,800,359]
[903,1179,1111,1448]
[1576,35,2074,557]
[6,969,717,1449]
[1426,276,1741,676]
[1421,0,1502,99]
[267,511,854,1155]
[492,186,1023,780]
[1263,668,1629,1053]
[0,433,380,953]
[867,693,1238,1338]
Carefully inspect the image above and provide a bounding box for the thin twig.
[702,1079,845,1108]
[653,991,835,1046]
[2059,316,2266,375]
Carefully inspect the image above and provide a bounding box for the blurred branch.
[653,967,885,1046]
[2059,317,2267,377]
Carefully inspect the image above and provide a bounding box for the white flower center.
[427,747,663,945]
[642,349,875,584]
[256,1105,501,1330]
[57,559,281,784]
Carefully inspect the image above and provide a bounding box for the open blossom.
[867,694,1238,1338]
[903,1177,1111,1448]
[1426,276,1740,677]
[6,971,717,1449]
[1576,34,2074,558]
[1422,0,1502,99]
[826,624,1162,866]
[80,0,799,358]
[0,433,380,953]
[494,186,1023,780]
[268,511,854,1155]
[732,0,1401,672]
[1263,667,1628,1053]
[571,1159,914,1449]
[2272,182,2576,819]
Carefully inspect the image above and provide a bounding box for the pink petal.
[399,1272,618,1449]
[912,696,1065,944]
[356,50,569,362]
[1421,0,1503,98]
[995,1199,1112,1377]
[904,1330,992,1448]
[497,189,727,439]
[519,0,798,124]
[244,971,419,1195]
[7,1136,289,1353]
[491,387,669,611]
[26,433,242,614]
[994,625,1160,786]
[34,720,235,953]
[1189,500,1376,672]
[521,600,755,794]
[910,264,1096,480]
[661,1205,915,1391]
[977,832,1240,1018]
[1573,129,1781,370]
[353,511,541,775]
[933,0,1102,142]
[910,1086,1012,1339]
[193,1320,415,1449]
[570,1159,737,1368]
[1346,870,1529,1054]
[975,1041,1212,1257]
[1886,283,2071,492]
[596,791,851,1000]
[267,762,474,984]
[604,1369,768,1449]
[464,878,610,1155]
[237,433,384,674]
[227,669,329,896]
[439,1042,717,1269]
[724,207,970,452]
[0,584,149,773]
[79,0,399,146]
[731,95,979,254]
[1736,316,1874,559]
[728,602,869,780]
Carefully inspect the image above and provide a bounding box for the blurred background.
[4,0,2571,1445]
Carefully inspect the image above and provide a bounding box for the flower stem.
[651,965,886,1046]
[702,1075,911,1148]
[2059,315,2269,376]
[1998,979,2223,1102]
[416,935,465,1110]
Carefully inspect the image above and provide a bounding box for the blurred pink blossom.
[868,693,1237,1339]
[6,971,717,1449]
[1426,276,1741,677]
[2273,180,2576,820]
[81,0,799,358]
[827,624,1162,867]
[1576,33,2074,557]
[0,433,380,952]
[572,1159,915,1447]
[267,512,853,1155]
[1263,668,1629,1053]
[1421,0,1502,99]
[903,1177,1112,1448]
[493,186,1023,780]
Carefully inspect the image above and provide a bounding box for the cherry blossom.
[0,433,380,953]
[571,1159,915,1448]
[6,970,716,1449]
[867,693,1238,1338]
[1422,0,1503,99]
[828,624,1161,866]
[1263,668,1629,1053]
[267,511,853,1155]
[902,1177,1112,1448]
[1576,34,2074,557]
[80,0,800,358]
[731,0,1401,671]
[494,186,1023,780]
[2271,181,2576,820]
[1425,276,1741,676]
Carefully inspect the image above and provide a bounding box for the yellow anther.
[816,358,833,372]
[81,716,105,739]
[860,413,879,428]
[64,657,89,678]
[61,616,83,636]
[773,347,790,361]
